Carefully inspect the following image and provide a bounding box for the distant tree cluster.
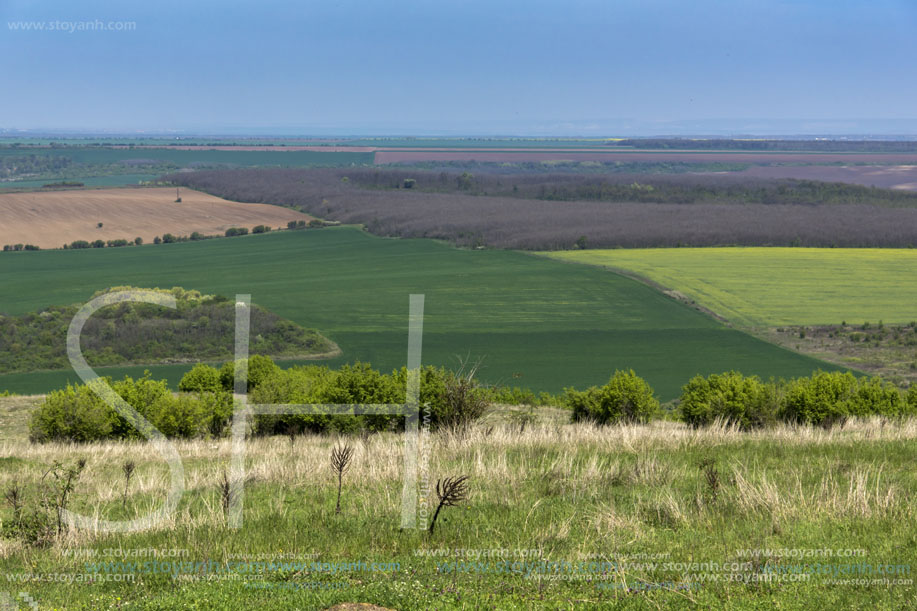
[64,237,143,249]
[0,286,335,374]
[0,154,71,179]
[2,244,39,252]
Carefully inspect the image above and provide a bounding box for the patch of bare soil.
[0,187,311,249]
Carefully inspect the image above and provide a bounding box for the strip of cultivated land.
[0,229,838,398]
[543,248,917,327]
[0,187,311,249]
[168,168,917,249]
[1,398,915,609]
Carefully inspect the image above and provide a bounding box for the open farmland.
[543,248,917,327]
[169,168,917,249]
[0,187,310,249]
[0,228,838,399]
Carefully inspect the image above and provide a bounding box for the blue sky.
[1,0,916,135]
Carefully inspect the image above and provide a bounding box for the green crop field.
[0,230,840,399]
[543,248,917,328]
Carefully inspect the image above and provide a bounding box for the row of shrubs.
[19,222,327,255]
[568,369,917,429]
[29,357,489,442]
[287,219,326,229]
[27,359,917,443]
[181,358,487,435]
[65,238,143,249]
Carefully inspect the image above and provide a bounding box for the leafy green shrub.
[777,371,908,426]
[250,363,485,435]
[250,365,337,434]
[566,369,658,424]
[179,363,222,393]
[218,355,279,392]
[225,227,249,237]
[29,383,118,442]
[252,224,271,234]
[847,376,908,418]
[679,371,778,429]
[29,373,233,442]
[427,367,488,432]
[779,372,856,426]
[908,385,917,412]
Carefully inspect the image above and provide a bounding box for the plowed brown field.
[0,187,309,249]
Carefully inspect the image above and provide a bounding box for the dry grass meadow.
[1,395,916,608]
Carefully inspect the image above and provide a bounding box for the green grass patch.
[0,417,915,609]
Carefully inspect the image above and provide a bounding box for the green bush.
[250,365,337,434]
[178,363,222,393]
[679,371,778,429]
[847,376,908,418]
[780,371,858,426]
[778,371,909,426]
[425,367,487,431]
[218,355,279,392]
[566,369,658,424]
[29,383,118,442]
[29,373,233,442]
[250,363,485,435]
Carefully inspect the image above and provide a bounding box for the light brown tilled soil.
[0,187,310,249]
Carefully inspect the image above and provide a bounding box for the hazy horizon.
[2,0,916,137]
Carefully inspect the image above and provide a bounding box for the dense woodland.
[0,154,72,179]
[168,168,917,249]
[0,287,335,373]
